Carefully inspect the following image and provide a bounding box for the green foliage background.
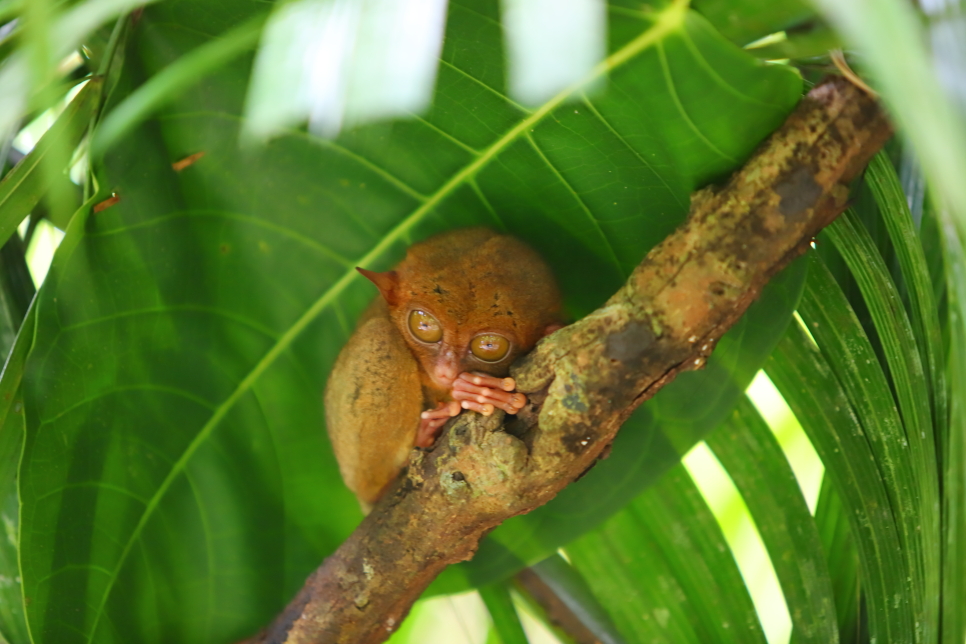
[0,0,962,643]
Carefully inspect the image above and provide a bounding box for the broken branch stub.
[246,76,892,644]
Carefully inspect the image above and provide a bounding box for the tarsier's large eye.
[470,334,510,362]
[408,309,442,343]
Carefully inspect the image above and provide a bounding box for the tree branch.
[245,76,892,644]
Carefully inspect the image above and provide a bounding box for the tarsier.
[324,228,564,511]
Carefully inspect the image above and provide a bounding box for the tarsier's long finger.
[415,416,449,447]
[420,401,461,420]
[458,372,516,392]
[453,375,524,407]
[452,373,527,414]
[416,402,462,447]
[452,387,524,414]
[459,400,496,416]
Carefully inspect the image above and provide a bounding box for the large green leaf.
[0,76,102,249]
[16,0,802,642]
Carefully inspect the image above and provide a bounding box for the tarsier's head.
[359,228,563,392]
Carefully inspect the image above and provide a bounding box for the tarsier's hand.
[451,372,527,415]
[416,401,461,448]
[415,373,527,448]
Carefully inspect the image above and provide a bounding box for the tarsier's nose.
[432,350,459,387]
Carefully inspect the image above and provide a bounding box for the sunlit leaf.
[566,464,767,644]
[244,0,448,140]
[0,0,154,142]
[501,0,606,106]
[0,76,102,248]
[706,396,837,644]
[766,316,914,644]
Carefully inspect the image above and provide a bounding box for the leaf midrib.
[83,1,689,637]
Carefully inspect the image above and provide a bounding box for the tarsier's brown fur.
[324,228,563,510]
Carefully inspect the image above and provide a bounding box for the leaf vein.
[438,59,531,114]
[88,210,354,269]
[524,132,625,277]
[580,92,687,210]
[657,40,736,163]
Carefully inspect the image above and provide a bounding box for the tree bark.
[245,76,892,644]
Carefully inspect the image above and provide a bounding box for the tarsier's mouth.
[432,371,459,389]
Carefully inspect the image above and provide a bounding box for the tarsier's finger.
[459,400,495,416]
[451,387,525,413]
[415,416,450,447]
[453,378,523,407]
[457,372,515,392]
[495,396,525,414]
[452,390,526,415]
[453,374,527,413]
[420,401,461,420]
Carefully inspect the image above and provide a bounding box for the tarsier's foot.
[451,372,527,416]
[416,401,461,448]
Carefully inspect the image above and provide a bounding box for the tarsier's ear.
[357,268,400,306]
